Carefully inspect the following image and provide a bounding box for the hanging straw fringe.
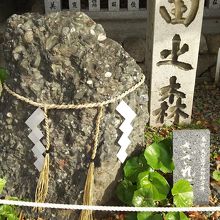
[35,154,50,204]
[79,162,94,220]
[79,106,104,220]
[35,107,51,209]
[19,211,24,220]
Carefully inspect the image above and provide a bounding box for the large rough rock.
[0,12,149,219]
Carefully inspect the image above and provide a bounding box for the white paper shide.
[116,100,136,163]
[25,108,46,172]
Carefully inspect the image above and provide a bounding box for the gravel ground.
[192,82,220,208]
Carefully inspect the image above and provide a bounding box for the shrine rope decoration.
[2,74,145,219]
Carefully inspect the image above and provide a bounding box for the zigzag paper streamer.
[116,100,136,163]
[25,108,45,172]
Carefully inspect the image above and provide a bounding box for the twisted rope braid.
[3,75,145,110]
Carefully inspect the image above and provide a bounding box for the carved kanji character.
[168,97,189,124]
[72,2,77,8]
[157,34,193,71]
[159,76,186,104]
[131,1,137,8]
[92,0,97,7]
[160,0,200,27]
[112,2,117,7]
[213,0,218,5]
[50,1,57,10]
[153,101,169,124]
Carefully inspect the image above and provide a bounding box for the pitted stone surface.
[0,11,149,219]
[173,129,210,205]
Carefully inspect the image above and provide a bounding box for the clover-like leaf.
[116,179,136,205]
[137,171,170,201]
[213,170,220,181]
[132,187,154,207]
[165,212,189,220]
[172,179,193,207]
[144,138,174,173]
[137,212,163,220]
[124,154,149,183]
[0,205,19,220]
[0,178,6,194]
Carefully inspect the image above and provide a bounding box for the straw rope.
[80,106,104,220]
[3,75,145,110]
[91,106,104,161]
[2,74,145,218]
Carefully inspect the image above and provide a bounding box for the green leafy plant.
[144,138,174,173]
[171,180,193,207]
[116,138,193,220]
[123,154,149,183]
[0,179,6,193]
[137,171,170,201]
[164,212,188,220]
[0,178,19,220]
[116,179,136,206]
[212,170,220,181]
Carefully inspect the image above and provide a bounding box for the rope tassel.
[35,154,50,204]
[79,162,94,220]
[79,106,104,220]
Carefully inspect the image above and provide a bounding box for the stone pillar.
[147,0,205,126]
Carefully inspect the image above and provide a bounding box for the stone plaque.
[108,0,120,11]
[44,0,61,14]
[128,0,139,11]
[208,0,220,8]
[88,0,100,11]
[69,0,81,11]
[173,130,210,205]
[147,0,205,126]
